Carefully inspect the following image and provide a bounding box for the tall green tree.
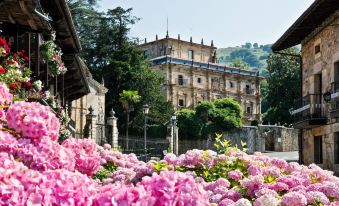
[263,47,301,125]
[119,90,141,149]
[69,4,174,136]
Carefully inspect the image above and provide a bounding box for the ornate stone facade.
[139,36,263,125]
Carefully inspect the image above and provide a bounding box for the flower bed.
[0,82,338,206]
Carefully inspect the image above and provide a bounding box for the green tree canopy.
[177,98,243,139]
[69,3,175,136]
[262,47,301,125]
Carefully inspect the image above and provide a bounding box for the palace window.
[197,77,202,84]
[314,136,323,164]
[246,106,251,114]
[230,81,234,88]
[188,50,194,60]
[178,75,184,85]
[143,50,150,58]
[178,99,184,107]
[245,85,251,94]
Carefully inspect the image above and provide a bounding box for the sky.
[98,0,314,48]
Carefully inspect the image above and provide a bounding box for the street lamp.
[323,92,331,102]
[171,114,177,155]
[143,104,150,161]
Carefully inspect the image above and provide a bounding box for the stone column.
[84,106,97,140]
[107,108,119,149]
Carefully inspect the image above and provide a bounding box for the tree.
[69,4,174,137]
[262,47,300,125]
[177,109,204,140]
[229,49,262,68]
[119,90,141,149]
[177,98,243,139]
[229,57,251,69]
[253,43,258,48]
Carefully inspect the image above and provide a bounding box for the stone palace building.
[139,33,263,125]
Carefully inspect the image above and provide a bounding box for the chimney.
[201,38,204,45]
[178,34,180,40]
[166,30,169,38]
[144,38,147,43]
[190,36,192,43]
[156,34,158,40]
[211,40,214,47]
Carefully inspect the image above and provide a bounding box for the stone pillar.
[107,108,119,148]
[84,106,97,140]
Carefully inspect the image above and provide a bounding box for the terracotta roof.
[272,0,339,52]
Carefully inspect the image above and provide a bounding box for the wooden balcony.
[290,94,327,129]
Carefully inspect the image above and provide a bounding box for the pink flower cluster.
[94,171,211,206]
[62,138,101,176]
[0,82,12,105]
[0,152,98,205]
[6,101,60,141]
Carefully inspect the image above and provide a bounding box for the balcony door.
[334,62,339,92]
[312,74,322,117]
[314,74,322,95]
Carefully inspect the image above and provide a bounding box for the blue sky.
[98,0,314,48]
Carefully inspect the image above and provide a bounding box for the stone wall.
[178,125,299,155]
[299,13,339,174]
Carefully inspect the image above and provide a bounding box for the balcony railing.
[290,94,326,128]
[330,82,339,117]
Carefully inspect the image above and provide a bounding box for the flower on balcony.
[32,80,42,91]
[40,31,67,77]
[0,37,10,57]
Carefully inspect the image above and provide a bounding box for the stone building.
[139,34,263,125]
[272,0,339,174]
[70,59,108,144]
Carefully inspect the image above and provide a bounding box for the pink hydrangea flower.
[254,194,280,206]
[62,138,101,176]
[0,82,13,105]
[281,191,307,206]
[228,170,243,181]
[6,101,60,141]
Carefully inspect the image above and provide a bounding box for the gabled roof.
[272,0,339,52]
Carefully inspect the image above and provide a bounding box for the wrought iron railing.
[331,82,339,111]
[291,94,325,123]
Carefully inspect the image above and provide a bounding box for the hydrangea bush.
[0,83,339,205]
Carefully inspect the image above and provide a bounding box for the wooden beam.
[19,0,37,30]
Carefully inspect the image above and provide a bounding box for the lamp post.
[143,104,150,161]
[171,114,177,155]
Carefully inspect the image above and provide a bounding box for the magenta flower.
[6,101,60,141]
[281,191,307,206]
[228,170,243,181]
